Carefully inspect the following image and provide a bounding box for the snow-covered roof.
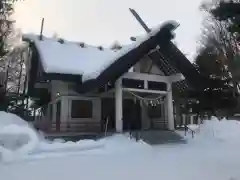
[23,23,171,82]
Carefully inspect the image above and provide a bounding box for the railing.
[183,118,204,138]
[104,117,109,137]
[184,125,196,138]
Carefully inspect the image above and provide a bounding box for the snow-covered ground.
[1,112,240,180]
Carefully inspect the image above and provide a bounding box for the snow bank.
[3,114,240,180]
[22,134,151,161]
[34,139,105,155]
[32,134,150,156]
[32,133,150,156]
[0,112,39,162]
[0,112,103,162]
[97,134,151,153]
[191,116,240,144]
[0,112,150,163]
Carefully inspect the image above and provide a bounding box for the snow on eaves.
[23,25,163,82]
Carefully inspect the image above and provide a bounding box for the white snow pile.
[34,134,150,156]
[190,116,240,144]
[26,134,151,161]
[0,111,150,163]
[0,111,39,162]
[96,134,151,153]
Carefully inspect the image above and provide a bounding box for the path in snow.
[1,143,240,180]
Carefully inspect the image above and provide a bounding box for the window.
[71,100,93,118]
[122,78,144,89]
[148,81,167,91]
[147,104,162,118]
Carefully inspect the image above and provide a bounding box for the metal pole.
[39,18,45,40]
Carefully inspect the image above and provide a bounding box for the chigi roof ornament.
[58,38,65,44]
[98,46,104,51]
[130,36,136,41]
[79,42,85,48]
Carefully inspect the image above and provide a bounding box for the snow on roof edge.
[81,25,162,82]
[23,22,175,82]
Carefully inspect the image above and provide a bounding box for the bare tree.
[0,0,27,112]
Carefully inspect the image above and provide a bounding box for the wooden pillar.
[167,83,174,130]
[190,115,194,124]
[182,114,186,125]
[52,103,57,131]
[56,102,61,132]
[115,78,123,133]
[61,96,69,131]
[198,116,201,125]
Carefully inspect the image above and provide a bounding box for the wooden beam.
[123,72,169,83]
[123,72,184,83]
[122,87,167,95]
[169,73,185,83]
[129,8,151,33]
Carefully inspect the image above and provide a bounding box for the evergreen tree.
[211,1,240,35]
[195,0,240,115]
[207,1,240,82]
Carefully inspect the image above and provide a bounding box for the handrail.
[184,124,196,138]
[104,117,109,137]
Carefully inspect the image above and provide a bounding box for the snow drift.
[189,116,240,144]
[0,112,150,162]
[0,111,39,162]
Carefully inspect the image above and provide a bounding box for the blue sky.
[14,0,205,61]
